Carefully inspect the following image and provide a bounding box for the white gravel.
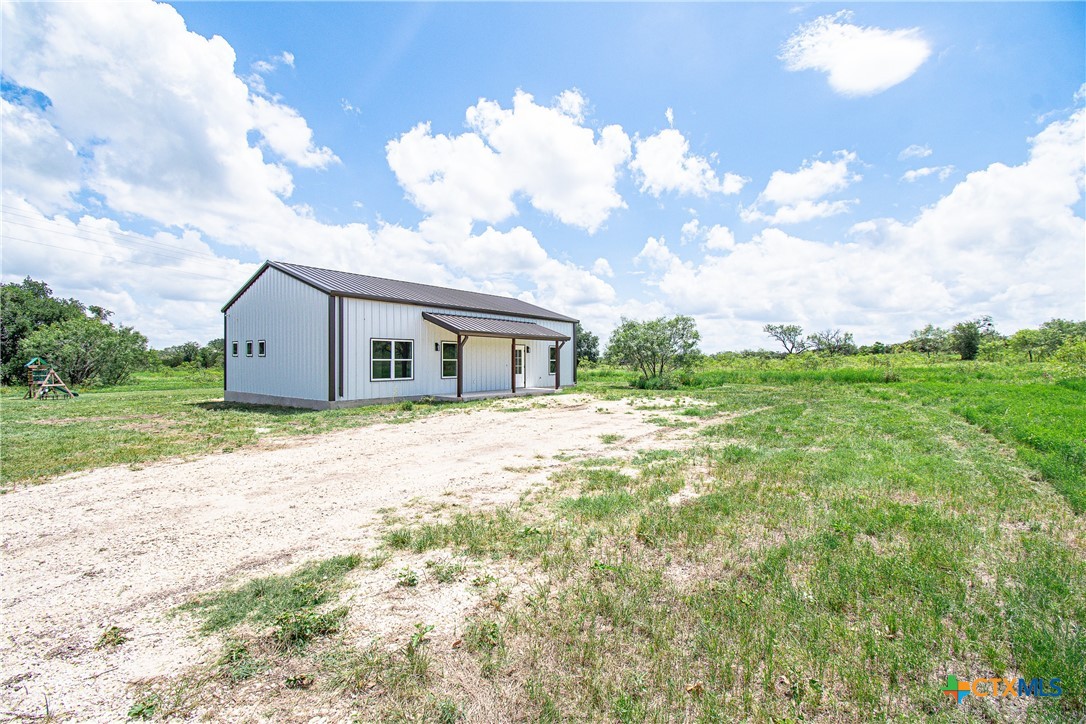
[0,395,664,721]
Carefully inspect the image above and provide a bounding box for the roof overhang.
[422,312,570,341]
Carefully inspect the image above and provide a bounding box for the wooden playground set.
[23,357,78,400]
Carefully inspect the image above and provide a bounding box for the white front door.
[514,345,526,388]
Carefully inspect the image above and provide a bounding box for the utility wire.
[3,235,232,282]
[2,219,229,269]
[1,207,227,264]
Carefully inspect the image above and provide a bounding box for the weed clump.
[95,625,128,649]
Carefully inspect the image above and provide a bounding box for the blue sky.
[2,2,1083,350]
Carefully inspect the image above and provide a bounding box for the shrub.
[632,375,678,390]
[1048,338,1086,377]
[18,315,148,386]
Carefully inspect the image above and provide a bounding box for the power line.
[2,219,230,270]
[1,207,228,264]
[3,235,232,282]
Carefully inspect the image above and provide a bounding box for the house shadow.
[191,401,318,417]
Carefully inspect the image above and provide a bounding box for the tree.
[19,315,149,386]
[1,277,85,383]
[949,316,1000,361]
[909,324,949,357]
[1009,328,1044,362]
[806,328,856,355]
[201,338,225,368]
[1048,337,1086,376]
[158,341,202,367]
[949,320,982,360]
[763,324,806,354]
[1037,319,1086,356]
[606,316,701,381]
[575,322,600,364]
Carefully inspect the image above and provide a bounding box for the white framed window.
[372,339,413,380]
[257,340,267,357]
[231,341,239,357]
[245,340,254,357]
[548,345,557,375]
[441,341,458,378]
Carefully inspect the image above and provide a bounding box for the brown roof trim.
[422,312,571,341]
[223,260,581,325]
[271,261,578,323]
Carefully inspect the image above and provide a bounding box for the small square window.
[257,340,267,357]
[231,341,239,357]
[245,340,253,357]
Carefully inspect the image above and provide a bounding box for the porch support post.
[511,337,517,394]
[457,334,466,400]
[555,340,565,390]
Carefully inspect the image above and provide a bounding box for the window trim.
[548,345,557,375]
[370,337,415,382]
[257,340,267,357]
[440,341,458,379]
[245,340,253,357]
[231,341,239,357]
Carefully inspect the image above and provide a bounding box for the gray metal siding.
[225,267,328,402]
[340,299,573,401]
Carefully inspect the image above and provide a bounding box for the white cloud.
[680,218,702,244]
[249,96,339,169]
[741,151,860,224]
[634,236,679,269]
[0,99,81,213]
[1,0,337,240]
[665,107,674,127]
[388,90,630,233]
[630,127,745,198]
[704,225,736,251]
[642,108,1086,349]
[781,11,931,97]
[901,165,955,183]
[0,2,615,346]
[554,89,586,122]
[386,122,514,226]
[465,90,631,232]
[340,98,361,114]
[898,144,933,160]
[592,258,614,277]
[680,218,735,251]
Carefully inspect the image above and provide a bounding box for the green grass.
[582,360,1085,514]
[382,375,1086,720]
[0,368,474,487]
[179,554,359,636]
[9,360,1083,719]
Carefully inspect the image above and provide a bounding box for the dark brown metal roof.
[222,261,577,323]
[422,313,571,341]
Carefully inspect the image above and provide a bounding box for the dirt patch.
[0,394,678,720]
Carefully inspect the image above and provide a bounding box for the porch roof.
[422,312,570,341]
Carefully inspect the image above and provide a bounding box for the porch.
[421,312,571,400]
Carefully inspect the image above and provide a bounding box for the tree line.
[1,277,222,387]
[764,316,1086,362]
[3,276,1082,390]
[575,315,1085,388]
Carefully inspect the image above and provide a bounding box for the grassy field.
[0,368,475,488]
[373,367,1085,720]
[3,360,1084,720]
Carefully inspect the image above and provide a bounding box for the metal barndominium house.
[221,261,578,409]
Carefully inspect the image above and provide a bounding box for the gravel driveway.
[0,395,663,720]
